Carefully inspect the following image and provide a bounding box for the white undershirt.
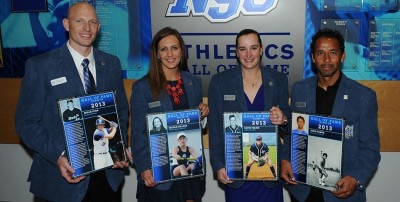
[66,41,97,87]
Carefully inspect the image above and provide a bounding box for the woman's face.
[157,35,182,71]
[236,33,263,70]
[153,118,162,129]
[178,136,187,145]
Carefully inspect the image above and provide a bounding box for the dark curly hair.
[310,28,345,55]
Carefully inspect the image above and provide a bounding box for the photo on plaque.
[147,109,205,184]
[291,112,344,191]
[224,112,278,181]
[58,91,127,178]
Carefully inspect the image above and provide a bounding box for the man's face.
[311,37,345,78]
[97,124,104,130]
[67,102,74,110]
[297,118,305,130]
[256,139,262,146]
[229,117,237,127]
[63,3,100,52]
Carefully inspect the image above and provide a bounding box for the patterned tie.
[82,58,96,94]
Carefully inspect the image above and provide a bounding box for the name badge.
[50,77,67,86]
[148,101,161,108]
[224,95,236,101]
[295,102,306,108]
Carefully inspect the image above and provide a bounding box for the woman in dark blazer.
[208,29,290,202]
[130,27,209,202]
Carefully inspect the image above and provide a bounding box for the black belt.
[97,152,108,154]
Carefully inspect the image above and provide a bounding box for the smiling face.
[311,37,345,79]
[229,116,237,128]
[153,118,162,130]
[236,33,263,70]
[157,35,182,72]
[67,101,74,110]
[297,118,305,130]
[63,3,100,55]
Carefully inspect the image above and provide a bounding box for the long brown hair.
[148,27,188,100]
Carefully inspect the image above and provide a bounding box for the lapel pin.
[344,95,348,100]
[101,61,106,66]
[269,82,273,86]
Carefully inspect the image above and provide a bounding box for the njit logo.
[166,0,279,23]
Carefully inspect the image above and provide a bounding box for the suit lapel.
[233,67,247,111]
[59,45,86,95]
[261,67,273,111]
[307,77,317,114]
[181,72,195,108]
[332,75,349,117]
[94,49,106,92]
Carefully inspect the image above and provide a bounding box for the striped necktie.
[82,58,96,94]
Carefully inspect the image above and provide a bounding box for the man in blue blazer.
[15,3,129,201]
[281,28,380,201]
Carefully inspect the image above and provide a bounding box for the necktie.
[82,58,96,94]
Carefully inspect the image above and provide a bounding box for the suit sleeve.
[282,82,299,161]
[15,58,65,164]
[130,81,152,175]
[346,90,381,187]
[113,58,129,144]
[208,75,225,172]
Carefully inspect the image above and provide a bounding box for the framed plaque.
[291,112,344,191]
[58,91,127,178]
[368,19,400,71]
[321,0,361,11]
[224,112,278,181]
[147,109,205,184]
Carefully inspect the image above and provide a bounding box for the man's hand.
[57,155,85,183]
[110,121,118,128]
[332,176,358,199]
[280,160,297,185]
[217,168,233,184]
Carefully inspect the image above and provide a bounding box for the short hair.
[66,100,74,104]
[228,115,236,120]
[310,28,345,55]
[323,153,328,157]
[297,116,305,122]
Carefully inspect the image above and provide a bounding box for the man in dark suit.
[15,2,129,202]
[281,28,380,201]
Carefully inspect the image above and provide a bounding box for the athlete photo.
[93,118,119,169]
[245,135,277,179]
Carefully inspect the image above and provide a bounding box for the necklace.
[166,76,184,104]
[242,69,261,87]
